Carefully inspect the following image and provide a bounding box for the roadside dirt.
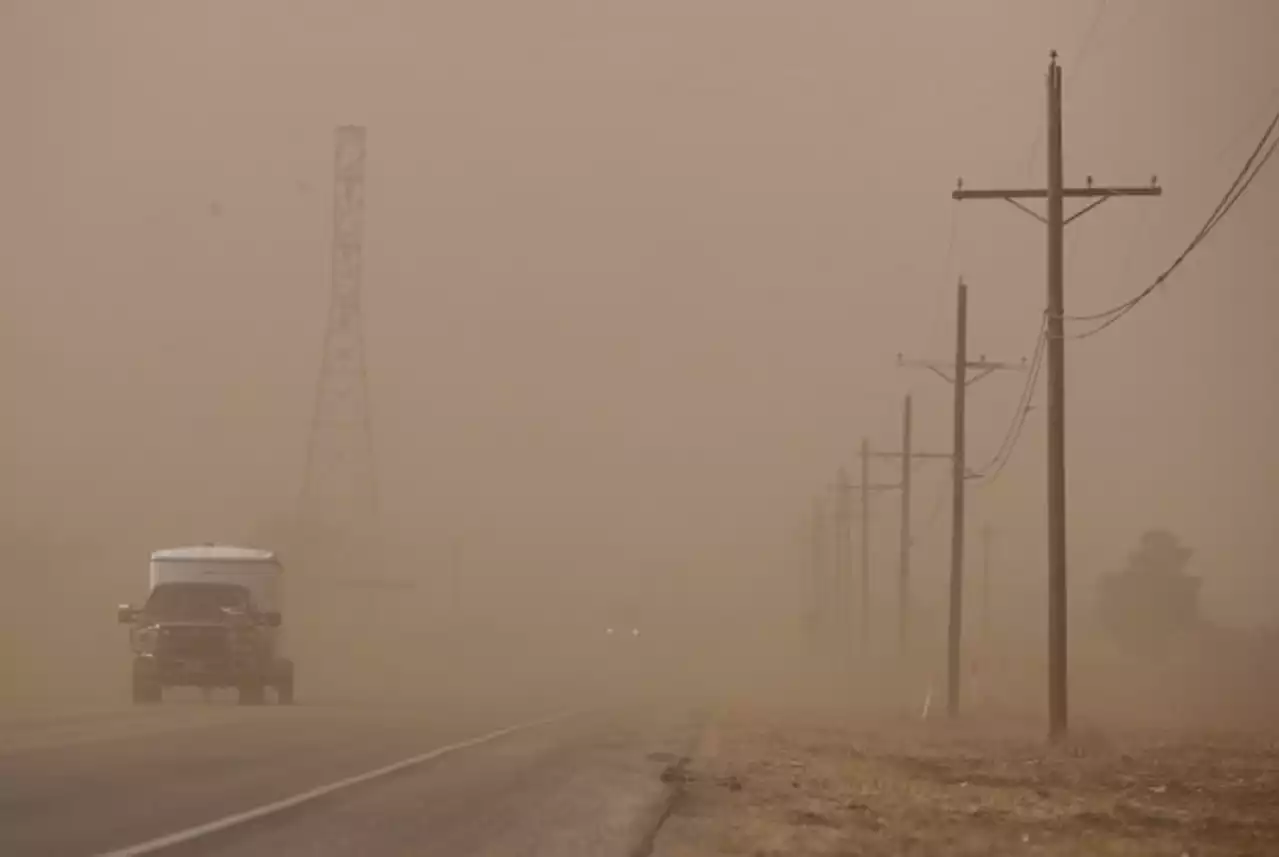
[649,712,1277,856]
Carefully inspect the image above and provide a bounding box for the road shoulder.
[649,710,1278,856]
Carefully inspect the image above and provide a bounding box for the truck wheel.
[131,665,162,705]
[237,681,266,706]
[275,661,295,705]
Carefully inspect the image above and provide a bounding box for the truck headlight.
[136,627,159,653]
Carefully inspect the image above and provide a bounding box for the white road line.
[92,711,573,857]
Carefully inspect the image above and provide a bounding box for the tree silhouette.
[1097,529,1201,656]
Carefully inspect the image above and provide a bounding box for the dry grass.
[651,713,1277,857]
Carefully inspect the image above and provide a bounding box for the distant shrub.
[1096,529,1201,657]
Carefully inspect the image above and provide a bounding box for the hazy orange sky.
[2,1,1275,626]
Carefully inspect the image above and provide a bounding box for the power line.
[1071,0,1112,74]
[933,202,962,331]
[944,200,960,266]
[910,474,951,548]
[970,322,1047,484]
[1083,66,1265,301]
[1069,137,1276,339]
[975,356,1041,485]
[969,318,1048,484]
[920,203,963,373]
[1065,115,1278,337]
[1069,114,1275,325]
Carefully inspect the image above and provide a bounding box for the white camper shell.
[149,545,283,613]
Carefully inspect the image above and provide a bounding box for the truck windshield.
[144,583,251,620]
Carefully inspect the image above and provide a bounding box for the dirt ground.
[650,711,1277,857]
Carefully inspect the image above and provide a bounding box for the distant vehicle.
[604,627,641,638]
[604,601,644,641]
[117,545,295,706]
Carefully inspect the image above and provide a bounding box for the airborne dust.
[0,1,1274,740]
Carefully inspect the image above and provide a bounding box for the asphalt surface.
[0,696,701,857]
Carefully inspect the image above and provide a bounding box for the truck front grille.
[158,627,229,660]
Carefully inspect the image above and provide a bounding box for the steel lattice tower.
[299,126,378,538]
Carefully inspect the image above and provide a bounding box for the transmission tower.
[299,125,378,540]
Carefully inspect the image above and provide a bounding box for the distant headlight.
[631,628,640,637]
[605,628,614,635]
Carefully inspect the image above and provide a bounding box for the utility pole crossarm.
[954,182,1162,229]
[966,359,1027,386]
[869,450,952,460]
[828,481,900,493]
[897,357,1023,370]
[969,358,1026,371]
[952,184,1162,200]
[898,356,1025,388]
[895,355,956,384]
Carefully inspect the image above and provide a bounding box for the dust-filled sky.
[2,1,1275,627]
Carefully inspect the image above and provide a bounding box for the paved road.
[0,698,701,857]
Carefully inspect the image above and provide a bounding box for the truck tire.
[237,680,266,706]
[131,663,162,705]
[275,660,295,705]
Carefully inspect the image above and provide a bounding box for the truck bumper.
[135,655,260,688]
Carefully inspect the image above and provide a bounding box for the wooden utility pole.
[896,402,913,655]
[810,496,826,637]
[952,53,1162,739]
[810,494,839,653]
[832,466,897,658]
[949,283,969,720]
[859,439,872,651]
[450,537,463,618]
[866,397,951,655]
[981,524,993,651]
[899,280,1024,718]
[833,468,854,665]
